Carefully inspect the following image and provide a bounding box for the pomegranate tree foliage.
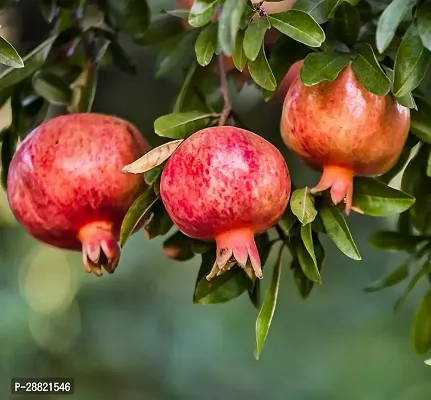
[2,0,431,359]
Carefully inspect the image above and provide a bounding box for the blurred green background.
[1,1,430,399]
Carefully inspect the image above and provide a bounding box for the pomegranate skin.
[160,126,291,279]
[281,64,410,214]
[7,113,150,276]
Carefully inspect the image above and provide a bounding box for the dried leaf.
[122,139,184,174]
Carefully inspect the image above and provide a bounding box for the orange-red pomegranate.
[7,113,150,276]
[160,126,291,280]
[281,64,410,214]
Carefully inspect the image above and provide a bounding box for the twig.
[217,54,232,126]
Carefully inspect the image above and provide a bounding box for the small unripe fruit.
[7,113,150,276]
[160,126,291,279]
[280,64,410,214]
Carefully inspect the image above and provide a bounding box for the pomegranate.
[273,60,304,103]
[159,126,291,279]
[280,64,410,214]
[7,113,150,276]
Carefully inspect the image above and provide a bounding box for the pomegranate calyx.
[310,165,354,215]
[78,222,121,276]
[206,228,263,281]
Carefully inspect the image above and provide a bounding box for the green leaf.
[300,50,350,86]
[289,187,318,225]
[319,203,361,260]
[292,0,328,24]
[172,62,198,113]
[326,0,361,19]
[254,245,284,360]
[232,29,247,72]
[299,224,321,283]
[243,17,270,62]
[376,0,416,54]
[120,187,158,246]
[413,288,431,354]
[68,65,98,113]
[278,207,297,235]
[162,230,194,261]
[382,66,416,109]
[105,0,150,41]
[144,163,164,186]
[364,260,410,293]
[368,231,427,252]
[248,279,261,310]
[0,35,24,68]
[188,0,219,28]
[32,70,71,105]
[268,10,325,48]
[193,258,251,305]
[0,35,57,91]
[136,13,184,45]
[332,2,360,46]
[410,97,431,143]
[154,111,213,139]
[417,1,431,51]
[352,177,415,217]
[393,23,431,98]
[38,0,58,23]
[218,0,248,56]
[155,31,198,79]
[395,262,431,311]
[109,39,137,75]
[195,23,218,67]
[247,46,276,91]
[190,239,215,254]
[351,43,391,96]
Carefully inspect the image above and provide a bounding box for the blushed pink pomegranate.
[160,126,291,279]
[281,64,410,214]
[7,113,150,276]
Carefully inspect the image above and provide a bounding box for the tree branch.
[217,55,232,126]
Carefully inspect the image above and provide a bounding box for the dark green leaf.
[248,279,261,309]
[413,288,431,354]
[0,35,57,91]
[319,203,361,260]
[195,23,218,67]
[243,17,270,62]
[326,0,361,19]
[232,29,247,72]
[193,262,251,304]
[393,23,431,98]
[375,0,416,54]
[254,245,284,360]
[292,0,328,24]
[105,0,150,41]
[351,43,391,96]
[417,1,431,51]
[144,163,164,186]
[145,201,174,240]
[382,66,416,109]
[38,0,58,23]
[247,46,276,91]
[188,0,219,28]
[268,10,325,47]
[368,231,427,252]
[299,224,321,283]
[136,13,184,45]
[410,97,431,143]
[162,230,195,261]
[191,239,215,254]
[32,70,71,105]
[289,187,317,225]
[352,177,415,217]
[364,260,410,292]
[155,30,198,78]
[172,62,201,113]
[109,39,137,75]
[0,35,24,68]
[300,50,350,86]
[218,0,248,56]
[154,111,213,139]
[395,262,431,311]
[0,128,17,188]
[332,2,360,46]
[120,187,158,246]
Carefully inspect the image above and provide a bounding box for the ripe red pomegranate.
[7,113,150,276]
[281,64,410,214]
[159,126,291,279]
